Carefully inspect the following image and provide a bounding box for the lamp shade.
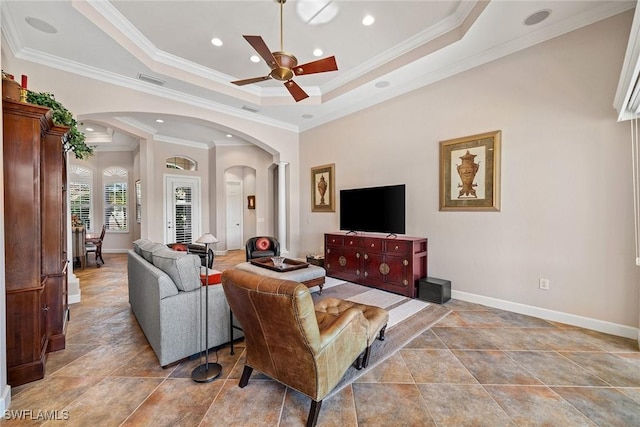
[196,233,219,244]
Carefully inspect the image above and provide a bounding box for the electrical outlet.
[539,278,550,290]
[636,257,640,267]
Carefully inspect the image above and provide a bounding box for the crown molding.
[9,46,299,133]
[614,1,640,121]
[153,134,211,150]
[323,0,482,92]
[0,1,24,55]
[300,0,636,132]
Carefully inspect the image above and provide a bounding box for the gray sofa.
[128,239,238,367]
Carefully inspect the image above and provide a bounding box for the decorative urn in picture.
[456,150,479,198]
[317,174,328,205]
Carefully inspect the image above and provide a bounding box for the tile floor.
[4,252,640,426]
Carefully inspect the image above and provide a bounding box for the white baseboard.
[451,290,639,340]
[0,383,11,413]
[68,292,81,305]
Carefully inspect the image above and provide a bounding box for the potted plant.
[25,91,93,159]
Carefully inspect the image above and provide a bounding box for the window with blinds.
[103,167,128,231]
[70,165,92,230]
[174,186,192,243]
[69,182,91,229]
[166,156,197,171]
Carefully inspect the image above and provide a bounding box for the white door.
[226,181,243,250]
[165,175,201,243]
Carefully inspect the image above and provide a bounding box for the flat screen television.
[340,184,405,234]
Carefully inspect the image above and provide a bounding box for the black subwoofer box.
[418,277,451,304]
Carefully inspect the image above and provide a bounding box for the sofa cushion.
[133,238,151,256]
[139,241,167,263]
[152,248,201,292]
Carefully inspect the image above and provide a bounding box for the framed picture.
[311,163,335,212]
[439,130,501,211]
[135,180,142,223]
[247,195,255,209]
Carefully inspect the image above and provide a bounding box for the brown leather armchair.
[221,269,369,427]
[245,236,280,261]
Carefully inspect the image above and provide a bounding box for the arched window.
[70,165,93,230]
[166,156,197,171]
[103,167,128,231]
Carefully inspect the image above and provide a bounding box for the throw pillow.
[172,243,188,252]
[255,237,270,251]
[200,267,222,286]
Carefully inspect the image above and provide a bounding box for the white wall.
[140,140,210,245]
[300,12,640,334]
[1,46,302,255]
[71,150,135,251]
[241,166,258,242]
[215,145,276,252]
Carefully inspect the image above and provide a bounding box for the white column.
[66,153,81,304]
[278,161,288,253]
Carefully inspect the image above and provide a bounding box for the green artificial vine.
[25,91,93,159]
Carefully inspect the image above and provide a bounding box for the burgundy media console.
[324,232,428,298]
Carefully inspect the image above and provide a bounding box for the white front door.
[165,175,201,243]
[226,181,243,250]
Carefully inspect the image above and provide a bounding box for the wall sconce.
[247,195,255,209]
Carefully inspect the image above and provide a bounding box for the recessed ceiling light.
[523,9,551,26]
[85,127,94,132]
[226,134,233,138]
[25,17,57,34]
[313,49,323,57]
[374,81,390,88]
[250,55,260,63]
[302,114,313,119]
[211,38,223,46]
[156,119,164,123]
[362,15,375,26]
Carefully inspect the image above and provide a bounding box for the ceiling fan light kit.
[231,0,338,102]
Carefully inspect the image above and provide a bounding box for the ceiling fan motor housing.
[270,52,297,81]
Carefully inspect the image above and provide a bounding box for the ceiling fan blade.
[284,80,309,102]
[294,56,338,76]
[243,35,278,68]
[231,75,272,86]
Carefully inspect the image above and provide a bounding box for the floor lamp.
[192,232,222,383]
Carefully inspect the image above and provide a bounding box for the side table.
[306,255,325,268]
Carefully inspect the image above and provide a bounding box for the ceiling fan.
[231,0,338,102]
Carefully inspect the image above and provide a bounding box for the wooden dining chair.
[85,224,106,267]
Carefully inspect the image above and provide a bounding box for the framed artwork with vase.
[439,130,501,211]
[311,163,335,212]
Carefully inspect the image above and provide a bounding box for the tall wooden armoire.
[3,99,69,386]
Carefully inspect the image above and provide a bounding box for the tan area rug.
[311,280,452,398]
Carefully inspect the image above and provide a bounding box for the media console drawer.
[324,232,428,298]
